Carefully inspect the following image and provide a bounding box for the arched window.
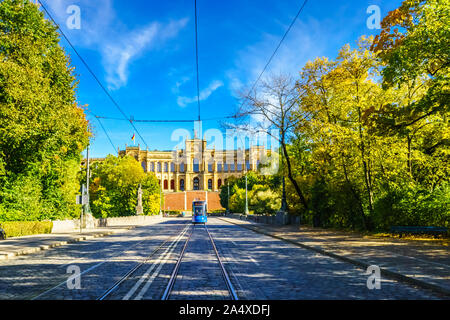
[208,179,213,190]
[193,177,200,190]
[180,179,185,191]
[218,179,222,188]
[170,179,175,190]
[163,179,168,190]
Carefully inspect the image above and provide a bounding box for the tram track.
[162,223,239,301]
[101,221,239,300]
[33,219,239,300]
[30,221,190,300]
[98,222,191,300]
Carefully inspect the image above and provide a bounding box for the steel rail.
[97,223,191,300]
[162,223,238,300]
[31,223,188,300]
[160,224,195,300]
[205,224,239,300]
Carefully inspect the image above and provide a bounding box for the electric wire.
[246,0,309,96]
[37,0,149,149]
[194,0,201,121]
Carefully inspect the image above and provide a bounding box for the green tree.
[89,155,161,218]
[371,0,449,127]
[0,0,90,221]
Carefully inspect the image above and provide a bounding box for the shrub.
[250,185,280,215]
[373,183,450,230]
[0,221,53,238]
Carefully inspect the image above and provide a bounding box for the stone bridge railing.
[225,212,301,226]
[51,215,164,233]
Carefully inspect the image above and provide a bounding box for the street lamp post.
[159,182,163,216]
[244,173,249,215]
[226,182,230,215]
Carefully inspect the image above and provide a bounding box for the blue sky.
[40,0,402,158]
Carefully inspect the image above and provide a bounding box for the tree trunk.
[342,158,367,230]
[281,141,308,210]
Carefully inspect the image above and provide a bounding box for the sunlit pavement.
[0,217,445,300]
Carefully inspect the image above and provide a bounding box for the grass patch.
[0,221,53,238]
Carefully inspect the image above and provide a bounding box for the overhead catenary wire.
[223,0,309,124]
[93,115,237,123]
[85,110,118,154]
[37,0,308,138]
[194,0,201,121]
[37,0,149,150]
[246,0,309,96]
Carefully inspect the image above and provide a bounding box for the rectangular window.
[208,163,213,172]
[217,163,222,172]
[193,159,200,173]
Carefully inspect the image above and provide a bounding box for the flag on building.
[131,133,135,143]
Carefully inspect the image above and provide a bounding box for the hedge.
[0,221,53,238]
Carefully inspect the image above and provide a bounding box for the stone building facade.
[119,137,267,192]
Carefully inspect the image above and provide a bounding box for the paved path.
[219,216,450,297]
[0,217,446,300]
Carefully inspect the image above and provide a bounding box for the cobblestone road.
[0,217,443,300]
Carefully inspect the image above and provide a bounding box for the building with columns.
[119,137,268,192]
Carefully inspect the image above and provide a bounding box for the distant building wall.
[163,191,224,212]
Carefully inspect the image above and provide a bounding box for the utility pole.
[83,144,95,230]
[86,145,90,206]
[80,145,90,234]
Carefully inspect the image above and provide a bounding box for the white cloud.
[227,18,328,97]
[172,75,191,94]
[42,0,188,90]
[177,80,224,107]
[102,23,159,90]
[103,19,188,90]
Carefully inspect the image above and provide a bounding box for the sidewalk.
[0,226,134,260]
[220,216,450,297]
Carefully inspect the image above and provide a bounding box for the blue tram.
[192,200,207,224]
